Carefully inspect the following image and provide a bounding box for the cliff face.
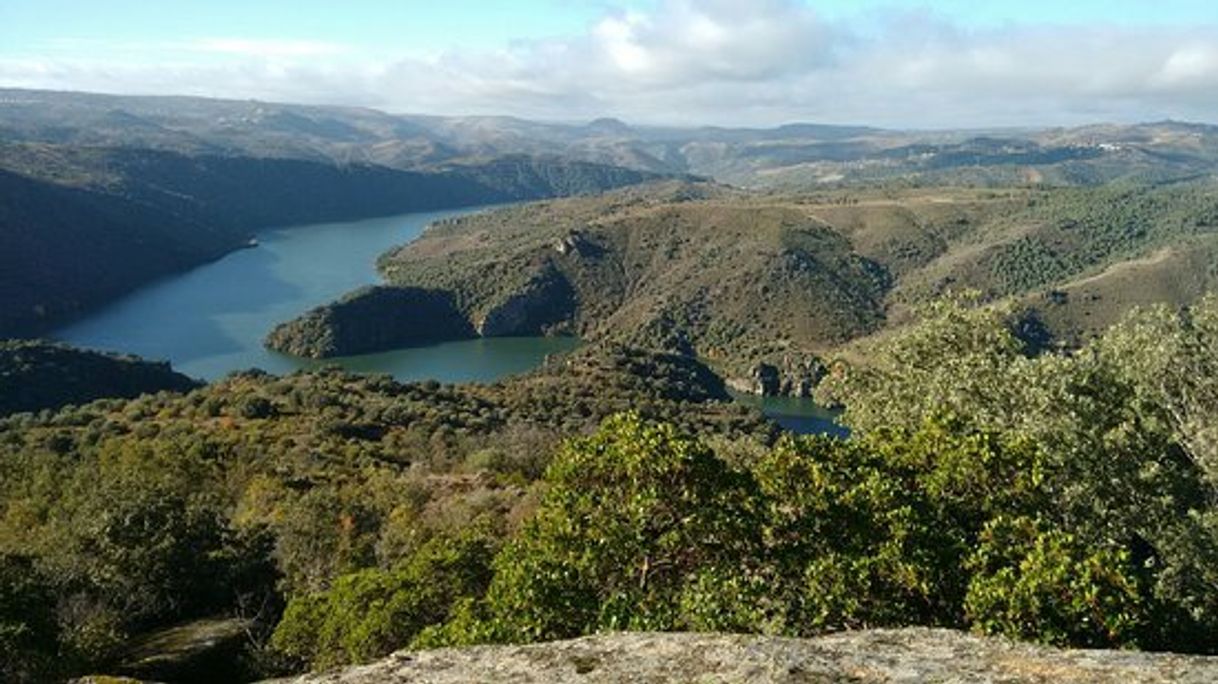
[270,629,1218,684]
[725,356,828,397]
[264,286,475,359]
[477,262,577,337]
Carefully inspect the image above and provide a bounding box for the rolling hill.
[4,89,1218,188]
[269,178,1218,393]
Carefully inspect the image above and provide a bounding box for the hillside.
[0,141,665,337]
[275,629,1218,683]
[5,89,1218,188]
[264,286,476,359]
[272,179,1218,392]
[0,339,200,416]
[0,167,248,335]
[367,182,905,383]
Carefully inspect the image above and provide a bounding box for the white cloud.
[579,0,833,85]
[2,1,1217,127]
[1155,45,1218,88]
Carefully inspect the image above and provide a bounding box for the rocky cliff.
[272,629,1218,683]
[725,356,829,397]
[264,286,475,358]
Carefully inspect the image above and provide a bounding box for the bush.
[965,516,1146,648]
[271,527,497,669]
[454,413,762,643]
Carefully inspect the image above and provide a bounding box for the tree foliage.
[271,527,497,669]
[464,414,763,642]
[5,294,1218,677]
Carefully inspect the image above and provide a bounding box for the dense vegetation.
[4,295,1218,681]
[0,340,199,416]
[270,296,1218,670]
[0,344,769,681]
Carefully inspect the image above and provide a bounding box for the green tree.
[1099,295,1218,487]
[271,527,497,669]
[454,413,763,643]
[818,295,1218,651]
[965,515,1146,648]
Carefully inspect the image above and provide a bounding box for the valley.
[50,204,585,383]
[4,88,1218,684]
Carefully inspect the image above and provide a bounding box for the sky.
[1,0,1216,128]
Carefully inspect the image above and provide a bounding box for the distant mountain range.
[4,88,1218,187]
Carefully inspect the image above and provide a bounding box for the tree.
[965,515,1145,648]
[271,526,497,669]
[452,413,764,643]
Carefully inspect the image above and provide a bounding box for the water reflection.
[729,391,848,437]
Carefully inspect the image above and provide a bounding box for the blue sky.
[0,1,603,57]
[1,1,1216,127]
[3,1,1214,55]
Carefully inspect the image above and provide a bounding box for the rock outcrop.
[727,356,828,397]
[265,286,475,358]
[274,629,1218,684]
[115,617,254,683]
[477,264,576,337]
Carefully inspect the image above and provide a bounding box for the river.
[54,206,836,433]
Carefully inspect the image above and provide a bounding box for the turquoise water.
[54,206,583,383]
[730,392,849,437]
[53,205,838,434]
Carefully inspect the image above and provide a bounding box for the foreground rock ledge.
[272,629,1218,683]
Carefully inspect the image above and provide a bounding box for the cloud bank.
[2,0,1216,128]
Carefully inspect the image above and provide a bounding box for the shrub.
[460,413,763,643]
[965,516,1146,648]
[270,527,497,669]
